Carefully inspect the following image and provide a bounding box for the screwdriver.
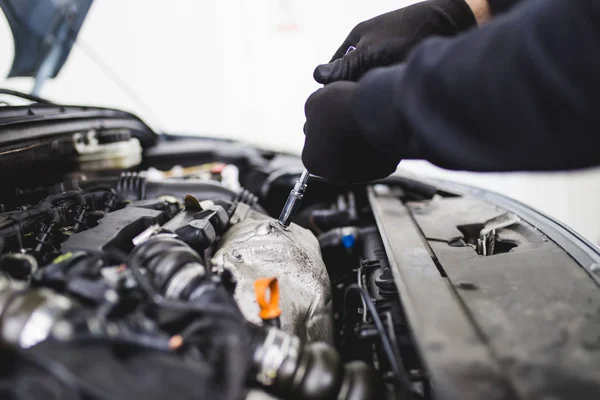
[278,169,310,227]
[278,46,357,227]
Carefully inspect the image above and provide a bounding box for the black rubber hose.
[318,227,347,249]
[0,190,72,236]
[126,238,241,319]
[45,191,86,206]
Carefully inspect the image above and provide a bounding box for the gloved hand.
[302,81,400,184]
[313,0,476,84]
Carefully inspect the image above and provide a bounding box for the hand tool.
[278,169,309,227]
[278,46,356,227]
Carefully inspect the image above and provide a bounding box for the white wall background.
[1,0,599,244]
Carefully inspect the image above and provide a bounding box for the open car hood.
[0,0,92,79]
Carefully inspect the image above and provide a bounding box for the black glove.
[314,0,476,84]
[302,82,400,184]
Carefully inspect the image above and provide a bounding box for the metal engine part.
[0,276,74,348]
[212,203,333,343]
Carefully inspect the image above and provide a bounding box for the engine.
[0,166,381,400]
[2,94,597,400]
[212,203,333,343]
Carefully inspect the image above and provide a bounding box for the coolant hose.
[250,326,379,400]
[131,236,379,399]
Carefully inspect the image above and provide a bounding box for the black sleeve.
[353,0,600,172]
[488,0,523,14]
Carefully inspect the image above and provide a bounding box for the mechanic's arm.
[486,0,523,14]
[314,0,523,84]
[303,0,600,182]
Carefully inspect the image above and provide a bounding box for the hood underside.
[0,0,92,79]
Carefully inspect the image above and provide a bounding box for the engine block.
[212,203,333,342]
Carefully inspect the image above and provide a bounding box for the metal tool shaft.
[278,169,310,227]
[277,46,353,227]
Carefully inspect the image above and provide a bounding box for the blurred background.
[1,0,599,244]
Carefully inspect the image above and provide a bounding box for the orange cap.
[254,277,282,320]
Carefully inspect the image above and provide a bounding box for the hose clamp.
[254,328,300,386]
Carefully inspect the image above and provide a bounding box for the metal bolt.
[232,249,243,262]
[590,263,600,275]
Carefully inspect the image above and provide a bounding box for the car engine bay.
[0,159,395,400]
[0,100,599,400]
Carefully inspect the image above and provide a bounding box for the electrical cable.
[357,269,368,323]
[0,190,86,236]
[154,297,241,320]
[104,247,157,298]
[345,284,414,399]
[67,332,173,353]
[45,191,86,206]
[17,349,110,400]
[179,319,215,341]
[0,206,56,237]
